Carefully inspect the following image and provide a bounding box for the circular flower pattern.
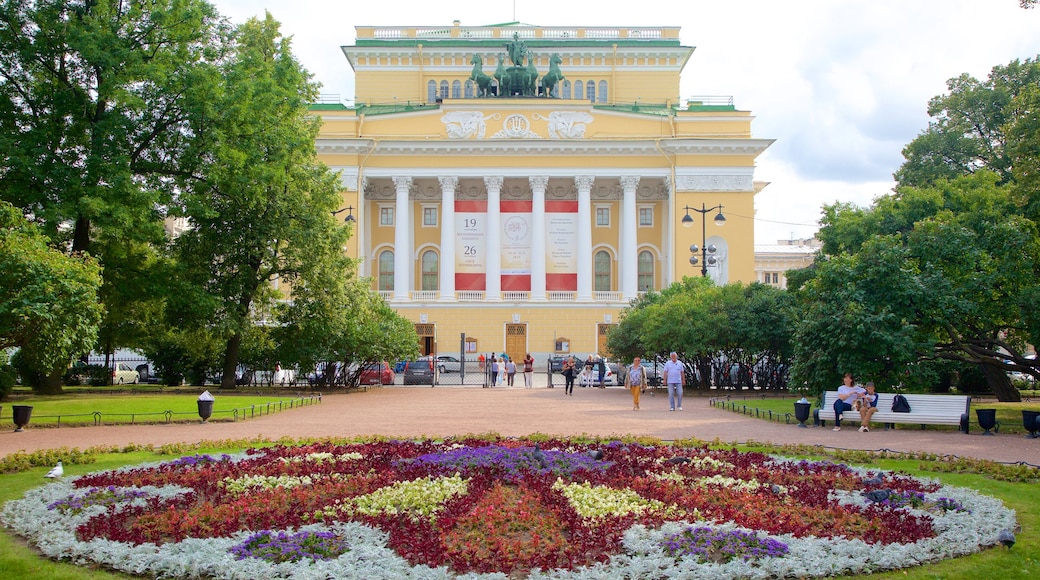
[0,437,1017,579]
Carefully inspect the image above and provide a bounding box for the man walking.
[663,352,685,411]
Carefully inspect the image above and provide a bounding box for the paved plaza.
[3,378,1040,466]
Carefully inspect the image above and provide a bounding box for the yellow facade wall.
[397,306,623,360]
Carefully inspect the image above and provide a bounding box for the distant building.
[312,22,773,361]
[754,237,821,289]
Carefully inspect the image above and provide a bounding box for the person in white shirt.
[833,373,866,431]
[662,352,686,411]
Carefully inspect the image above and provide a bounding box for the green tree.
[608,277,796,391]
[275,276,419,388]
[0,0,228,359]
[894,56,1040,188]
[172,14,348,389]
[0,201,103,393]
[808,172,1040,401]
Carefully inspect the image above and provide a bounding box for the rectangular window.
[423,207,438,227]
[379,207,394,226]
[638,207,653,227]
[595,206,610,227]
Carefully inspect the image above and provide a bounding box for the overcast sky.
[210,0,1040,244]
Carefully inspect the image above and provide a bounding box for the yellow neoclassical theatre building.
[313,21,772,362]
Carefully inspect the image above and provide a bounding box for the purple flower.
[229,530,349,563]
[661,526,789,563]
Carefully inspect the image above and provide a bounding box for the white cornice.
[315,138,772,157]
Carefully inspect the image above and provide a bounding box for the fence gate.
[505,324,527,363]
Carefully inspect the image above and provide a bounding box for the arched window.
[574,80,583,100]
[638,251,654,292]
[586,80,596,103]
[427,80,437,103]
[561,80,571,99]
[598,80,608,103]
[464,79,474,98]
[378,251,394,291]
[451,80,462,99]
[421,250,438,291]
[439,80,449,100]
[594,250,612,292]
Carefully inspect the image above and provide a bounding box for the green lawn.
[0,438,1037,579]
[0,392,321,427]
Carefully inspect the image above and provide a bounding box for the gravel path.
[3,382,1039,466]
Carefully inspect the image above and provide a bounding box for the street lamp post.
[680,203,726,277]
[332,205,356,223]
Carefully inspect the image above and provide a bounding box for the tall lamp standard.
[332,205,356,223]
[680,203,726,277]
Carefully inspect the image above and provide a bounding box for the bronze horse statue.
[541,53,564,97]
[469,54,493,97]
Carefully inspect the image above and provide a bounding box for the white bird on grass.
[44,461,63,479]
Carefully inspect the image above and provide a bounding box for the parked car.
[403,356,439,385]
[359,362,395,385]
[549,355,568,373]
[435,355,463,373]
[640,360,665,387]
[111,362,140,385]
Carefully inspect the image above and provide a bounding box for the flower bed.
[1,436,1017,579]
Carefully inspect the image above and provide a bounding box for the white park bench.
[816,391,971,433]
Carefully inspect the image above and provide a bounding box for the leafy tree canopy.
[0,201,103,391]
[894,56,1040,191]
[807,172,1040,400]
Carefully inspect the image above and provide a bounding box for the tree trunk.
[38,366,65,395]
[221,333,242,390]
[982,362,1021,402]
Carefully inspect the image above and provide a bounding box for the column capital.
[529,176,549,190]
[484,175,504,190]
[574,175,595,191]
[392,176,413,190]
[438,176,458,191]
[620,175,641,191]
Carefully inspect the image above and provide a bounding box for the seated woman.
[858,382,879,432]
[833,373,865,431]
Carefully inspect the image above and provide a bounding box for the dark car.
[359,362,395,385]
[403,356,439,385]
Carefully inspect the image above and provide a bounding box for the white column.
[484,176,503,301]
[529,176,548,301]
[438,176,457,301]
[620,175,640,300]
[392,176,412,302]
[576,175,594,301]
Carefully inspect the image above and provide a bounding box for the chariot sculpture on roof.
[467,32,564,98]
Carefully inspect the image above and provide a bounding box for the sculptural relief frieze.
[491,114,540,139]
[440,111,493,139]
[675,174,754,192]
[441,109,597,140]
